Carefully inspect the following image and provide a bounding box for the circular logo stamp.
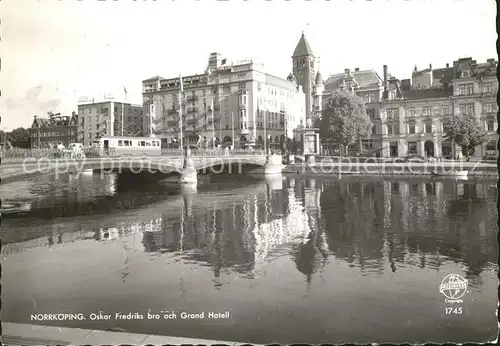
[439,274,468,302]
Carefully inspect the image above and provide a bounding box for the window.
[387,108,399,119]
[425,121,433,133]
[365,93,375,103]
[239,83,245,91]
[408,142,417,155]
[118,140,123,146]
[459,103,475,115]
[146,141,151,147]
[457,83,474,96]
[487,119,495,131]
[423,106,432,117]
[484,103,493,113]
[223,86,230,93]
[406,107,415,117]
[372,125,376,135]
[140,141,145,146]
[387,124,393,135]
[408,122,416,134]
[442,105,449,115]
[367,108,375,120]
[484,82,492,94]
[257,83,261,92]
[152,141,156,147]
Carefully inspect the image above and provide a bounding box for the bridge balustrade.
[0,147,106,160]
[1,147,267,161]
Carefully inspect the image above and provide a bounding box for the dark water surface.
[1,172,497,344]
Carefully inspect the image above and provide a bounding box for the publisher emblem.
[439,274,468,303]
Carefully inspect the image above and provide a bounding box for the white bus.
[98,136,162,157]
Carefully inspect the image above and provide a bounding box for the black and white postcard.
[0,0,498,344]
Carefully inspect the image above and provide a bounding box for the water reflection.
[2,176,497,288]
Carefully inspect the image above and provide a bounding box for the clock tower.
[292,31,316,123]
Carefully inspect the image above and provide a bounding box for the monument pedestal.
[302,128,320,163]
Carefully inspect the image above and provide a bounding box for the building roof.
[32,117,51,128]
[432,67,453,84]
[142,76,166,83]
[315,71,323,86]
[292,32,314,58]
[402,87,453,100]
[324,69,382,91]
[31,113,77,129]
[452,58,476,78]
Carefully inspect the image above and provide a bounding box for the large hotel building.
[142,47,311,149]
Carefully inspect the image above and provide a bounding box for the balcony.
[187,107,198,114]
[240,128,250,135]
[186,95,198,103]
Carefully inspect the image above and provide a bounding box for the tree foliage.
[441,113,486,158]
[316,90,372,155]
[0,127,31,148]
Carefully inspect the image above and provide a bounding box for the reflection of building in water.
[138,182,326,282]
[321,178,495,279]
[135,178,495,284]
[289,178,330,284]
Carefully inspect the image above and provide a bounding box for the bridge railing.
[1,147,266,161]
[1,147,108,160]
[159,148,266,157]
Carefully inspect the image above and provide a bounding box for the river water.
[1,172,497,344]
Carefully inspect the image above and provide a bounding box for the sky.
[1,0,496,131]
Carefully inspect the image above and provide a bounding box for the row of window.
[455,82,494,96]
[117,140,160,147]
[255,122,284,129]
[381,118,496,135]
[400,103,495,117]
[32,131,77,137]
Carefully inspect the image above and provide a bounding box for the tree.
[442,113,486,160]
[7,127,31,148]
[316,90,372,156]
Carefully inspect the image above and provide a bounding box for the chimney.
[446,63,449,68]
[354,67,360,72]
[487,58,495,64]
[429,63,432,70]
[344,68,350,74]
[383,65,388,86]
[414,65,417,72]
[34,115,37,119]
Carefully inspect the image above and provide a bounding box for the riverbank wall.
[282,162,498,178]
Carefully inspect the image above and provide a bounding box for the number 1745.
[445,307,463,315]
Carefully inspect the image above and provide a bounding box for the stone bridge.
[0,151,284,185]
